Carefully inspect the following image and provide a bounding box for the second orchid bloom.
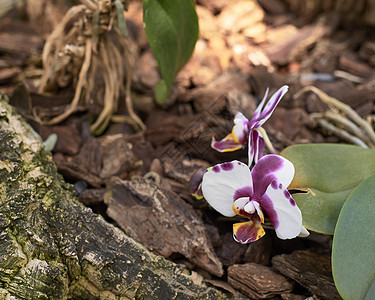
[211,85,289,166]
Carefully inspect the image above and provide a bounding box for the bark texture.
[0,93,225,299]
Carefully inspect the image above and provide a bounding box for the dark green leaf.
[143,0,198,104]
[332,173,375,300]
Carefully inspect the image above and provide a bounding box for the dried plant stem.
[123,36,146,132]
[315,118,369,148]
[79,0,98,10]
[90,39,117,134]
[38,0,146,134]
[295,86,375,147]
[46,38,93,125]
[319,111,375,147]
[39,5,86,92]
[257,127,277,154]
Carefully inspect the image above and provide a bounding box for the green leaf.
[143,0,199,104]
[332,173,375,300]
[281,144,375,234]
[293,188,352,234]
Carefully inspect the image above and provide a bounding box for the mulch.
[2,0,375,298]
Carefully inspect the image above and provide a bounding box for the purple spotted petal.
[202,161,253,217]
[211,134,243,152]
[233,221,265,244]
[261,180,302,239]
[248,129,265,167]
[251,85,288,128]
[251,154,295,199]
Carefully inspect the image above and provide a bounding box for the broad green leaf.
[281,144,375,234]
[143,0,198,104]
[293,188,352,234]
[332,173,375,300]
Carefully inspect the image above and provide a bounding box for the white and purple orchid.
[201,154,309,244]
[211,85,289,166]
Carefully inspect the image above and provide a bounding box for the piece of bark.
[53,139,103,187]
[0,93,225,298]
[54,134,140,187]
[272,250,341,300]
[228,263,295,299]
[0,67,21,85]
[104,176,224,277]
[39,124,82,155]
[339,51,374,78]
[217,0,264,34]
[216,232,248,266]
[359,41,375,67]
[25,0,70,36]
[265,15,336,66]
[77,188,106,206]
[243,234,272,266]
[0,20,44,57]
[281,0,375,25]
[313,80,375,114]
[196,0,228,14]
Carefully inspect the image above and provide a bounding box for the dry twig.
[295,86,375,148]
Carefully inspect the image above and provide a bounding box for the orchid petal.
[202,161,253,217]
[233,221,265,244]
[252,88,269,121]
[211,134,243,152]
[234,112,249,124]
[256,85,288,127]
[261,181,302,239]
[189,168,207,200]
[253,201,265,223]
[251,154,295,199]
[248,129,265,166]
[299,226,310,237]
[232,120,249,145]
[232,197,252,217]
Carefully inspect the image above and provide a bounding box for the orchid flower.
[201,154,309,244]
[211,85,289,166]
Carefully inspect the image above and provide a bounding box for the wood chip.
[272,250,341,300]
[104,176,224,277]
[228,262,295,299]
[243,234,272,265]
[39,124,82,155]
[265,16,335,65]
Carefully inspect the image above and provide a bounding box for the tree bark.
[0,92,225,299]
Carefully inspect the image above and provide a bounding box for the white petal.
[298,226,310,237]
[234,197,250,212]
[232,121,249,145]
[261,183,302,239]
[234,112,249,124]
[256,85,288,126]
[252,88,269,121]
[244,201,256,214]
[202,161,253,217]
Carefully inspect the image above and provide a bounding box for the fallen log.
[0,91,225,299]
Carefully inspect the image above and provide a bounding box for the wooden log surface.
[0,92,225,299]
